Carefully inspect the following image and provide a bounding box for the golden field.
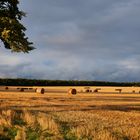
[0,86,140,140]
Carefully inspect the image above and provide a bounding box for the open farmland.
[0,86,140,140]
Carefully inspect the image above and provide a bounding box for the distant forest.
[0,78,140,87]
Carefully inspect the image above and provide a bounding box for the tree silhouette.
[0,0,34,52]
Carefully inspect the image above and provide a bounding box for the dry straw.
[36,88,45,94]
[68,88,77,95]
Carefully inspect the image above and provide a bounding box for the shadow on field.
[87,104,140,112]
[1,104,140,113]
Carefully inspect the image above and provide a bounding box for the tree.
[0,0,34,53]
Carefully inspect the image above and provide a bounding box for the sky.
[0,0,140,82]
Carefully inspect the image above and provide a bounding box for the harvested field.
[0,86,140,140]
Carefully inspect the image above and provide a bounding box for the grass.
[0,87,140,139]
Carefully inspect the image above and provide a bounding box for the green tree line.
[0,78,139,86]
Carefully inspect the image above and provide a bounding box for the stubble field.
[0,86,140,140]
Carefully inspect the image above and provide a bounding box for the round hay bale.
[85,89,90,93]
[20,88,24,92]
[36,88,45,94]
[5,87,8,90]
[68,88,77,95]
[34,88,37,92]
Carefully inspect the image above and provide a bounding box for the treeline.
[0,78,140,87]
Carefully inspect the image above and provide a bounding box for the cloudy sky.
[0,0,140,82]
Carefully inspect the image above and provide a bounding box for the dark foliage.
[0,78,139,87]
[0,0,34,52]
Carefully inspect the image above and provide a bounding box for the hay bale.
[20,88,24,92]
[85,89,90,93]
[68,88,77,95]
[5,87,8,90]
[115,89,122,93]
[36,88,45,94]
[132,90,135,93]
[84,87,91,93]
[94,88,101,93]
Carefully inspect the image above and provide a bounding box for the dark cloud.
[0,0,140,81]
